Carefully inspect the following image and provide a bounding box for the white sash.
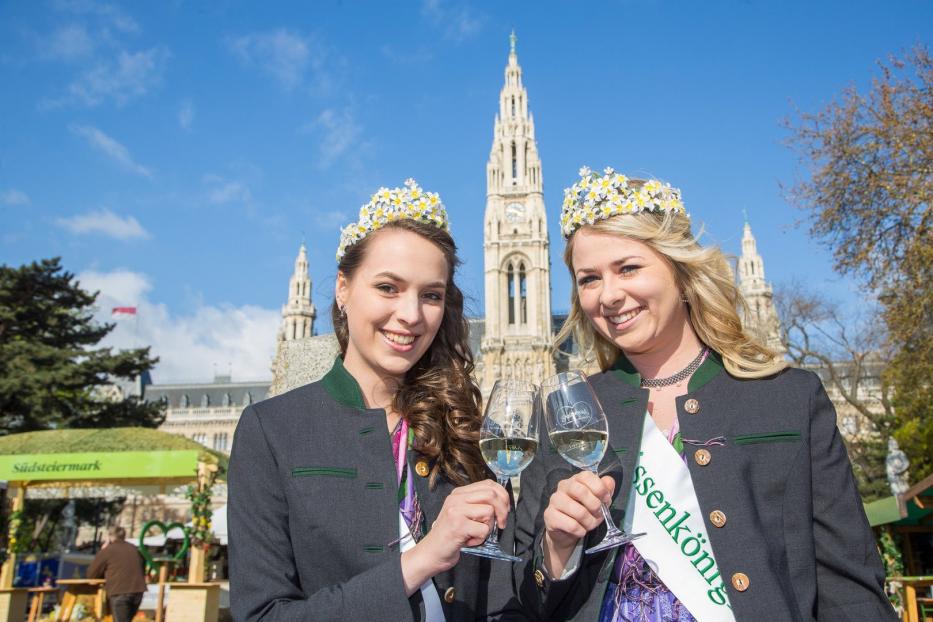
[399,512,446,621]
[621,412,735,621]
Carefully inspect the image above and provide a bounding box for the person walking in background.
[87,526,147,622]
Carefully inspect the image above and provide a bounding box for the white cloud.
[40,24,95,61]
[62,47,169,107]
[314,209,350,231]
[70,124,153,177]
[421,0,483,42]
[53,0,139,34]
[178,99,194,130]
[79,269,279,382]
[203,174,252,205]
[228,29,328,91]
[56,208,149,240]
[1,189,30,206]
[306,108,362,169]
[78,268,152,303]
[380,45,433,65]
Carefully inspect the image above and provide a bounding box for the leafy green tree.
[0,257,164,434]
[784,46,932,480]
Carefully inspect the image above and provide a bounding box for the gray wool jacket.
[515,352,897,622]
[228,357,526,622]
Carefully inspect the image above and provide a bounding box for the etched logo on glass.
[557,401,594,428]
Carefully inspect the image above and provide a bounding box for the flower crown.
[336,178,449,262]
[560,166,686,238]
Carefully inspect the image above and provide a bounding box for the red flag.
[112,307,137,317]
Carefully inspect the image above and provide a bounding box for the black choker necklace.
[640,347,709,389]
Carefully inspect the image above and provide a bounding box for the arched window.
[519,263,528,324]
[180,394,189,408]
[511,96,515,117]
[507,264,515,325]
[201,394,210,408]
[511,143,517,181]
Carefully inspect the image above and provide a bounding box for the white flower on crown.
[559,166,687,239]
[336,178,450,261]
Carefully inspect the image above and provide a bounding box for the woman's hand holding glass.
[400,479,510,595]
[541,370,643,559]
[542,471,618,577]
[462,378,539,562]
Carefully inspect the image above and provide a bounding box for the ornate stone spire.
[279,243,316,341]
[487,30,542,195]
[480,32,553,393]
[737,220,784,353]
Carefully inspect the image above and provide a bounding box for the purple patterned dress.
[598,418,697,622]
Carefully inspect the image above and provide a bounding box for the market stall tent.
[0,427,225,622]
[864,473,933,576]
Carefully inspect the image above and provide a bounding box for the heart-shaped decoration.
[137,519,190,568]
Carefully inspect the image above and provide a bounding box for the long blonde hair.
[554,207,787,379]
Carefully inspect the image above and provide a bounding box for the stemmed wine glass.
[461,378,538,562]
[541,370,643,554]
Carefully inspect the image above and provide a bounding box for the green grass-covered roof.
[0,427,227,472]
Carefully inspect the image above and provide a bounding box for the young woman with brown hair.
[229,180,523,621]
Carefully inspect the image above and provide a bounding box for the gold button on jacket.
[534,568,545,589]
[731,572,750,592]
[694,448,711,466]
[443,586,456,603]
[415,460,430,477]
[684,398,700,414]
[710,510,727,528]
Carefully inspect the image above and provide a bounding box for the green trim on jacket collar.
[321,357,367,409]
[608,349,724,393]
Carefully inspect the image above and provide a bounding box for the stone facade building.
[147,377,269,453]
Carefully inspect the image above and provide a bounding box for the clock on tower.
[505,202,525,223]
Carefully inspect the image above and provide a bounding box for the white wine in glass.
[462,378,538,562]
[541,370,644,555]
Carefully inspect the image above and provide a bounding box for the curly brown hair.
[331,219,486,487]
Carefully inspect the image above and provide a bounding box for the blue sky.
[1,1,930,382]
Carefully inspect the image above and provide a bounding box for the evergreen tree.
[0,257,164,434]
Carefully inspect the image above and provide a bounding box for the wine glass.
[461,378,539,562]
[541,370,643,554]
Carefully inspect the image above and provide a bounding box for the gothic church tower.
[279,243,316,341]
[737,220,784,353]
[480,33,554,392]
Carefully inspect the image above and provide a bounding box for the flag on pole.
[112,306,137,318]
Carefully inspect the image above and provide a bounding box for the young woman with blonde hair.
[515,168,894,621]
